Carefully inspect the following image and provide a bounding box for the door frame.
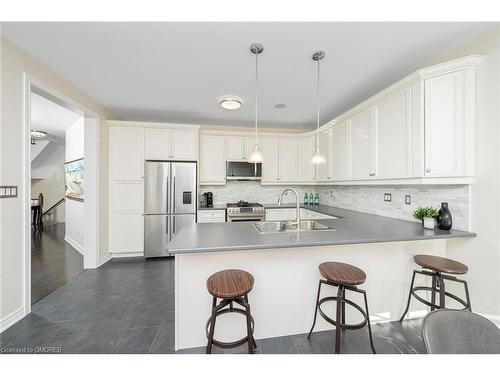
[23,74,101,313]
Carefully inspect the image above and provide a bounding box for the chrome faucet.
[278,188,300,225]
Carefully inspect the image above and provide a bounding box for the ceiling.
[30,92,82,138]
[3,22,495,130]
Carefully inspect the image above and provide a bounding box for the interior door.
[144,161,169,215]
[170,162,196,214]
[144,214,169,258]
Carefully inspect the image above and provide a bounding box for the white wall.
[434,26,500,316]
[0,38,118,327]
[65,117,85,252]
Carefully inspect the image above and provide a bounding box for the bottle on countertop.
[309,193,314,205]
[304,193,309,205]
[314,193,320,205]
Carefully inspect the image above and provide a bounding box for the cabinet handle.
[327,176,331,179]
[425,169,431,173]
[369,173,375,177]
[277,177,281,180]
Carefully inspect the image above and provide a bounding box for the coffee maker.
[201,192,213,208]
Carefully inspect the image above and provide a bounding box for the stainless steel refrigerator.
[144,161,197,258]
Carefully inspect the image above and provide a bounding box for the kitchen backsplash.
[200,182,470,231]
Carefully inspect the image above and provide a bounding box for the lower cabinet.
[109,213,144,255]
[197,210,226,223]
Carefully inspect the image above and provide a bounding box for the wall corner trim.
[0,307,25,333]
[64,235,85,257]
[97,253,112,268]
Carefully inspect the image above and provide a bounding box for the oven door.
[227,214,264,222]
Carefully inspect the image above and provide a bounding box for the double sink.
[254,220,336,234]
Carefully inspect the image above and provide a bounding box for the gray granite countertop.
[170,205,476,254]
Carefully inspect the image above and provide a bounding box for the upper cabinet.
[424,70,475,178]
[349,108,373,179]
[278,137,298,183]
[226,136,246,161]
[260,136,280,182]
[373,88,412,179]
[200,135,226,185]
[110,127,144,181]
[298,135,316,182]
[316,128,333,181]
[331,121,350,181]
[145,127,198,161]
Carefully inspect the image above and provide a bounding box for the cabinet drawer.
[198,210,226,223]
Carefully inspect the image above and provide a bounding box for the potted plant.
[413,206,439,229]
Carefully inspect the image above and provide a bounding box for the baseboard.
[111,251,144,258]
[97,253,112,267]
[0,307,25,333]
[64,235,85,256]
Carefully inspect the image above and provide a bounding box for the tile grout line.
[147,310,169,354]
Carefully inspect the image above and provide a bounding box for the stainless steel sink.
[254,220,335,234]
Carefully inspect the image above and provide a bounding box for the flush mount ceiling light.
[310,50,327,165]
[247,42,264,164]
[220,97,242,110]
[30,130,48,140]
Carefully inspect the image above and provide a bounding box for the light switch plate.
[384,193,392,202]
[0,186,18,198]
[405,195,411,205]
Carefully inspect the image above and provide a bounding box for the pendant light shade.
[310,50,326,165]
[247,42,264,163]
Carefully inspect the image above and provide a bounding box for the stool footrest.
[411,286,469,310]
[318,296,368,330]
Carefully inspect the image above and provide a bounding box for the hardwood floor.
[31,223,84,305]
[1,257,427,354]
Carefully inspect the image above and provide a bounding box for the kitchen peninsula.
[168,205,475,350]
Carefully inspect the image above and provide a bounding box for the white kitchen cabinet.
[424,70,474,177]
[315,128,332,181]
[227,137,246,161]
[279,137,298,183]
[349,109,373,179]
[260,136,280,182]
[109,213,144,255]
[200,135,226,185]
[298,135,316,182]
[374,88,412,179]
[331,121,350,181]
[110,127,144,181]
[171,129,198,160]
[197,209,226,223]
[244,137,259,160]
[145,128,198,161]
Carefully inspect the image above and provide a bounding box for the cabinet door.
[374,89,412,178]
[227,137,245,161]
[244,137,260,160]
[172,129,198,160]
[279,137,298,182]
[316,129,332,181]
[332,122,349,180]
[110,127,144,181]
[109,213,144,254]
[200,135,226,184]
[144,128,172,160]
[298,135,316,182]
[260,136,280,182]
[424,72,462,177]
[349,109,373,179]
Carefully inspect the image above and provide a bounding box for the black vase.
[437,202,452,230]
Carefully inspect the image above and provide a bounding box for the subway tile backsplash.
[200,182,470,231]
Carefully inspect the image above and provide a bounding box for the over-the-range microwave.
[226,161,262,181]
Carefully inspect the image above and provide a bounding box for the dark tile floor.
[1,257,427,354]
[31,223,84,304]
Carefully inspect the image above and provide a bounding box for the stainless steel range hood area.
[226,161,262,181]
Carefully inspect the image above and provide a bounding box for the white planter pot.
[423,217,436,229]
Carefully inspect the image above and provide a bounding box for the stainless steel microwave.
[226,161,262,181]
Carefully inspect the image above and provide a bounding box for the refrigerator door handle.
[173,215,176,235]
[166,177,169,214]
[173,176,176,213]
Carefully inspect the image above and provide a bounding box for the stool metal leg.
[438,275,446,308]
[206,296,217,354]
[242,297,254,354]
[399,270,417,322]
[362,290,376,354]
[462,280,472,311]
[334,285,344,354]
[341,287,346,331]
[430,275,437,311]
[243,294,257,350]
[307,280,322,339]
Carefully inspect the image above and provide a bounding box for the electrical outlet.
[329,190,334,198]
[405,195,411,205]
[384,193,392,202]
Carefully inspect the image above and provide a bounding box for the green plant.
[413,206,439,221]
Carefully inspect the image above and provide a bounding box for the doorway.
[24,76,100,312]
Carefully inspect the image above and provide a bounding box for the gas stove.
[226,201,265,221]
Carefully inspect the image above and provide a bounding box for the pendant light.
[310,50,327,164]
[247,42,264,163]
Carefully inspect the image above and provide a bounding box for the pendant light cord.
[255,51,259,145]
[316,58,320,148]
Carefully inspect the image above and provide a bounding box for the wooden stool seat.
[319,262,366,286]
[206,269,254,299]
[414,255,468,275]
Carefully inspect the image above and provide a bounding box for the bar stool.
[400,255,471,322]
[205,269,257,354]
[308,262,376,354]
